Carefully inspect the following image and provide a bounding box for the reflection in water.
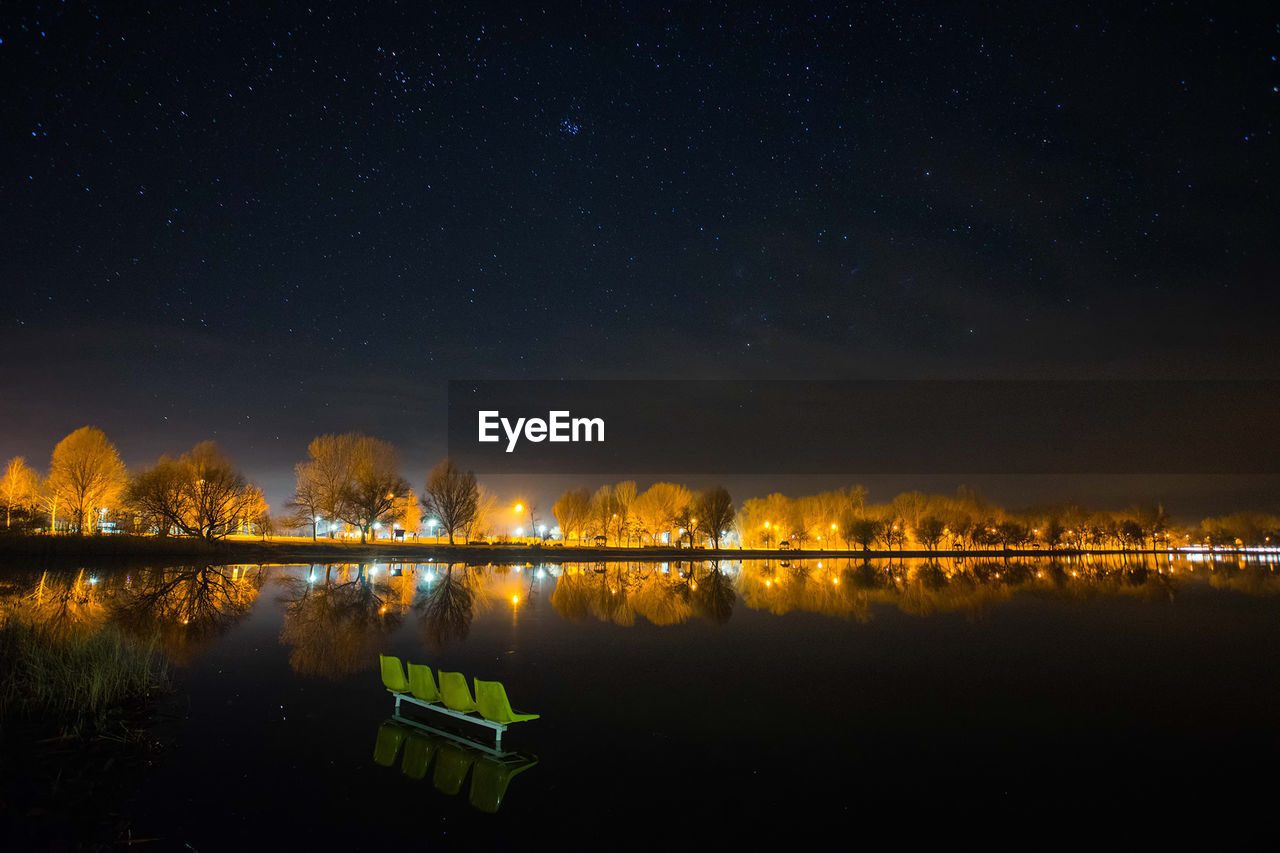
[114,565,265,662]
[3,554,1275,678]
[6,569,110,638]
[549,561,741,627]
[372,716,538,813]
[415,563,479,652]
[691,564,737,625]
[0,565,268,663]
[279,563,405,678]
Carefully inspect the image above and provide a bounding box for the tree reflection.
[279,563,403,678]
[630,566,693,627]
[415,563,478,652]
[5,569,110,638]
[113,564,263,662]
[549,564,595,623]
[689,562,736,625]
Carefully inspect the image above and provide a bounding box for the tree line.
[2,426,1278,548]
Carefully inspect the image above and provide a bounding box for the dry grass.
[0,616,172,736]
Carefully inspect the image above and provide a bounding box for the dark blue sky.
[2,1,1276,513]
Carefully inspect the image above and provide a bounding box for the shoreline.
[0,534,1243,564]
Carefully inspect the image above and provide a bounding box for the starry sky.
[1,1,1277,515]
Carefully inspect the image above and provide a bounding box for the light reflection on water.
[3,553,1279,845]
[7,554,1278,658]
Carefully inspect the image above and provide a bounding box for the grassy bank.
[0,533,230,560]
[0,617,176,847]
[0,618,172,737]
[0,532,1193,564]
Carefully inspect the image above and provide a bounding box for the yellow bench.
[379,655,539,747]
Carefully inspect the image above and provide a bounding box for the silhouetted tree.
[126,442,265,540]
[421,458,478,544]
[695,486,735,550]
[914,515,946,551]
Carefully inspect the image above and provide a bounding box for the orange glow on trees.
[47,426,126,534]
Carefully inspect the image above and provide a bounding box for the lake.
[3,553,1278,848]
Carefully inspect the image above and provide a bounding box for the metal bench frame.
[392,691,512,747]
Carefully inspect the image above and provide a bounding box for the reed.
[0,617,172,735]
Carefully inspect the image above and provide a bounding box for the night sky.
[2,2,1277,515]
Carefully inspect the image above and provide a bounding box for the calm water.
[4,554,1279,847]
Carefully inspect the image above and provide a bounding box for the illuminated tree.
[297,434,359,537]
[338,436,410,542]
[590,485,614,545]
[126,442,265,540]
[394,489,421,536]
[554,488,591,545]
[634,482,690,545]
[611,481,637,545]
[1,456,41,529]
[238,485,270,536]
[787,496,819,550]
[47,426,126,534]
[286,463,325,539]
[421,458,478,544]
[466,484,498,541]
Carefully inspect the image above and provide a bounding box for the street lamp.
[428,518,439,543]
[513,503,524,542]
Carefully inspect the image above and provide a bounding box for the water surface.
[4,553,1278,847]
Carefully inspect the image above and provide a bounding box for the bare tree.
[286,462,325,540]
[633,482,690,545]
[47,426,126,534]
[844,517,883,552]
[466,484,498,541]
[554,487,591,545]
[300,434,359,537]
[695,486,735,550]
[421,458,478,545]
[590,484,614,544]
[611,481,637,545]
[914,515,946,552]
[126,442,265,540]
[338,436,410,542]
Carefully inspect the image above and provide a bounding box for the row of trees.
[3,429,1277,548]
[0,428,265,539]
[286,434,413,542]
[286,443,500,544]
[552,482,736,548]
[734,487,1271,551]
[0,426,500,544]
